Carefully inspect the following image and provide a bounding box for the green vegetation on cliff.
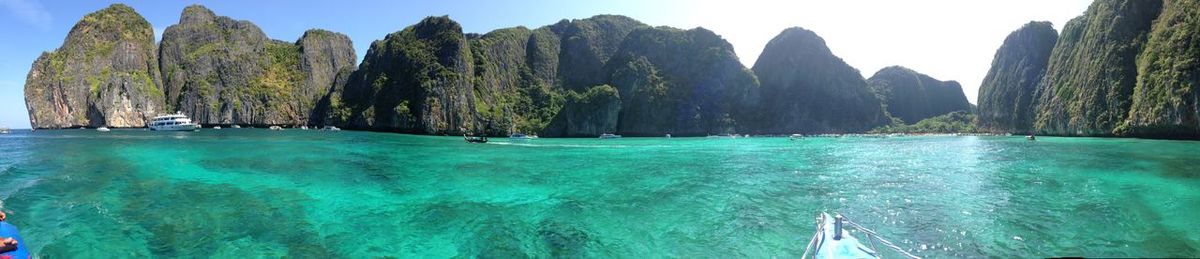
[1033,0,1163,136]
[871,111,980,134]
[976,21,1058,134]
[23,4,163,128]
[1120,0,1200,138]
[867,66,970,124]
[751,27,890,134]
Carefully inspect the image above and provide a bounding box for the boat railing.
[802,213,922,259]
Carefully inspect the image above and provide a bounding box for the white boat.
[213,126,222,129]
[790,134,804,140]
[509,133,533,140]
[599,133,621,139]
[300,125,309,130]
[96,127,111,132]
[269,126,283,131]
[231,125,242,129]
[802,213,920,259]
[321,126,341,131]
[665,134,672,138]
[148,113,199,131]
[0,128,10,134]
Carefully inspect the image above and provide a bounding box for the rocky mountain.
[750,27,890,134]
[319,15,760,136]
[1120,0,1200,138]
[159,5,355,126]
[605,27,759,136]
[977,0,1200,139]
[1033,0,1163,136]
[24,4,164,128]
[29,5,966,136]
[866,66,970,124]
[975,21,1058,133]
[541,85,621,137]
[328,16,478,134]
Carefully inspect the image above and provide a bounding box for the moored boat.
[321,126,341,131]
[97,127,111,132]
[148,113,199,131]
[213,126,222,129]
[464,134,488,143]
[269,126,283,131]
[599,133,621,139]
[231,125,242,129]
[0,127,10,134]
[509,133,533,141]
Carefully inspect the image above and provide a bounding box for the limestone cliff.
[24,4,163,128]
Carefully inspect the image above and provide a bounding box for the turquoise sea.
[0,129,1198,257]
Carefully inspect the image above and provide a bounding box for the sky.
[0,0,1092,129]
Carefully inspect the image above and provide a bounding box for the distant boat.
[790,134,803,140]
[269,126,283,131]
[96,127,111,132]
[213,126,222,129]
[509,133,533,141]
[665,134,672,138]
[0,128,10,134]
[1027,135,1036,141]
[231,125,242,129]
[321,126,341,131]
[464,134,488,143]
[599,133,621,139]
[148,113,199,131]
[300,125,309,130]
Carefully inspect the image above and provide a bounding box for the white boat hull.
[150,124,199,131]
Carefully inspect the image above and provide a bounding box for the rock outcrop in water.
[23,4,164,128]
[976,21,1058,133]
[866,66,970,124]
[750,27,890,133]
[159,5,355,126]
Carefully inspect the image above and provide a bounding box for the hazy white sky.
[644,0,1092,105]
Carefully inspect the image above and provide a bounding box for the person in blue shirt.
[0,211,29,259]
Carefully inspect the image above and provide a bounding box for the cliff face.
[606,27,759,136]
[866,66,971,124]
[751,27,890,134]
[24,4,163,128]
[334,16,478,134]
[976,21,1059,133]
[542,85,620,137]
[159,5,354,126]
[321,15,760,136]
[1034,0,1163,136]
[1120,0,1200,138]
[297,30,358,125]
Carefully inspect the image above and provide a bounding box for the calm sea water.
[0,129,1197,257]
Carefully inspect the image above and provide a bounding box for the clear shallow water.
[0,130,1198,257]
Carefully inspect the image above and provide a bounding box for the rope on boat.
[841,215,922,259]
